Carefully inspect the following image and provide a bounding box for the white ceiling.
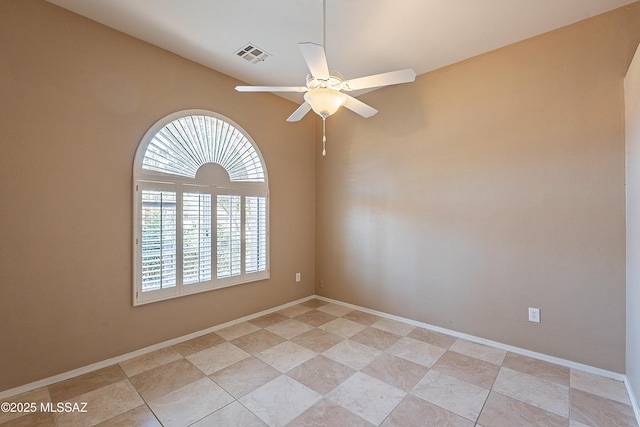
[48,0,636,104]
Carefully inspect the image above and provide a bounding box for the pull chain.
[320,0,328,158]
[322,117,327,156]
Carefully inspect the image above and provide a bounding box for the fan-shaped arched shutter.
[141,114,265,182]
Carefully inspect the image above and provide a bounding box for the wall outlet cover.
[528,307,540,323]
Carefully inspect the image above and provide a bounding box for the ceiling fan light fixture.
[304,88,347,118]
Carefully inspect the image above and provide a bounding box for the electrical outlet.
[528,307,540,323]
[295,273,301,282]
[319,280,324,288]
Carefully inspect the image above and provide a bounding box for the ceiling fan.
[235,1,416,156]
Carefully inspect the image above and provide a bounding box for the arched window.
[133,110,269,305]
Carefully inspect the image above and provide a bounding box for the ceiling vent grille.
[235,43,271,64]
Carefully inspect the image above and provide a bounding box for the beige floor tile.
[239,375,322,427]
[381,394,474,427]
[129,358,204,401]
[322,339,382,370]
[264,319,314,339]
[342,310,382,326]
[210,356,281,398]
[432,350,500,389]
[294,310,337,327]
[230,329,286,354]
[570,388,637,427]
[315,303,353,317]
[407,328,457,349]
[216,321,261,341]
[49,365,127,402]
[171,332,225,357]
[371,318,416,336]
[248,312,289,328]
[412,370,489,422]
[570,369,632,405]
[300,299,328,308]
[477,392,568,427]
[361,353,429,392]
[492,367,569,418]
[286,355,356,394]
[326,371,406,425]
[350,327,402,351]
[255,341,316,373]
[276,304,313,318]
[96,404,161,426]
[449,340,506,365]
[569,419,591,427]
[119,347,182,377]
[288,398,374,427]
[147,378,233,427]
[318,317,367,338]
[0,387,51,424]
[186,342,251,375]
[290,328,344,353]
[1,411,57,427]
[388,336,447,368]
[55,379,144,427]
[502,352,569,386]
[191,401,266,427]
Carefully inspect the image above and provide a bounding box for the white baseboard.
[626,376,640,424]
[315,295,627,382]
[0,295,315,400]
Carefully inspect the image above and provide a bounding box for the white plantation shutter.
[142,115,265,182]
[216,194,242,279]
[245,196,267,273]
[183,191,212,285]
[134,110,268,305]
[140,190,177,292]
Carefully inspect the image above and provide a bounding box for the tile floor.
[1,299,637,427]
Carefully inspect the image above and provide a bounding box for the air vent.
[235,43,271,64]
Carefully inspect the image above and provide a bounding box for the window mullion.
[240,191,246,278]
[207,186,214,287]
[197,192,202,284]
[159,194,164,289]
[176,184,184,292]
[212,187,219,287]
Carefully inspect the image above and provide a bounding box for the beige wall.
[0,0,315,392]
[626,42,640,405]
[316,3,640,373]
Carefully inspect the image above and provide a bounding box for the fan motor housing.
[306,71,344,91]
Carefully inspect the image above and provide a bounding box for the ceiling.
[47,0,636,104]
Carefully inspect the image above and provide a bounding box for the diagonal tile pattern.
[431,350,500,389]
[412,370,490,421]
[239,375,322,426]
[1,298,637,427]
[325,372,406,425]
[185,342,251,375]
[492,366,570,418]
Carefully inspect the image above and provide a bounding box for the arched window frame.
[133,109,269,305]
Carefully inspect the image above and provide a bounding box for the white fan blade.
[343,68,416,91]
[299,42,330,80]
[287,102,312,122]
[236,85,307,92]
[343,94,378,118]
